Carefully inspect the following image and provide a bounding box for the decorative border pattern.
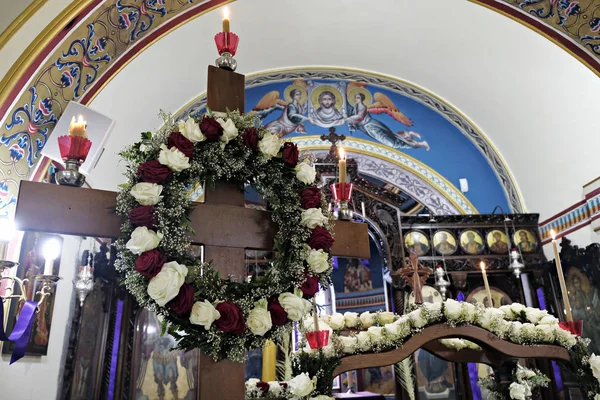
[539,187,600,244]
[471,0,600,76]
[298,140,471,215]
[174,68,521,212]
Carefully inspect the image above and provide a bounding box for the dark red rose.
[256,381,269,393]
[300,275,320,298]
[200,117,223,141]
[168,132,195,158]
[128,205,155,228]
[280,383,288,389]
[242,127,259,152]
[300,187,321,209]
[308,226,334,251]
[281,142,299,167]
[268,298,288,326]
[135,249,166,279]
[137,160,172,184]
[215,301,245,335]
[168,283,195,316]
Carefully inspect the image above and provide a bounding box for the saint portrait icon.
[432,230,457,256]
[459,230,484,255]
[514,230,537,253]
[486,230,509,254]
[404,231,430,256]
[309,85,345,127]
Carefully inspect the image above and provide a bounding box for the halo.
[283,84,308,104]
[348,87,373,106]
[311,85,343,110]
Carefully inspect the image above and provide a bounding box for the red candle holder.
[214,32,240,56]
[306,330,330,349]
[57,135,92,162]
[330,182,353,202]
[558,320,583,336]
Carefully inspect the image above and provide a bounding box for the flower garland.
[245,374,333,400]
[291,300,600,398]
[115,111,335,361]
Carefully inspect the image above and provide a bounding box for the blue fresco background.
[245,80,510,213]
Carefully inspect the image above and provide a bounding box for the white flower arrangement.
[116,110,335,362]
[245,373,332,400]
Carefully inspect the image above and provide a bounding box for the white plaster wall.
[0,234,87,400]
[86,0,600,225]
[0,0,75,78]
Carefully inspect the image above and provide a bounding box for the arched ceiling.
[0,0,599,222]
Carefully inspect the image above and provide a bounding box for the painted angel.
[345,83,429,150]
[251,80,308,137]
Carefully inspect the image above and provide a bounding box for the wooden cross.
[394,253,432,304]
[320,126,346,159]
[14,66,370,400]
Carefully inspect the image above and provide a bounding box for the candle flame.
[480,261,485,271]
[223,6,229,18]
[339,147,345,160]
[550,229,557,240]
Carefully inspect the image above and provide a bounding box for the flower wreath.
[115,110,335,361]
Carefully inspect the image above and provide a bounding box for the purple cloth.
[457,291,465,302]
[0,299,38,364]
[536,288,563,391]
[108,299,124,400]
[468,362,483,400]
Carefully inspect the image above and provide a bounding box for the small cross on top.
[321,127,346,159]
[395,253,432,304]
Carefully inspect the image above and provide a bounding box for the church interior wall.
[0,235,89,400]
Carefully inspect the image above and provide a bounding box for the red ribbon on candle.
[306,330,330,349]
[330,182,353,202]
[558,320,583,336]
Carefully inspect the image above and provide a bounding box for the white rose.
[279,291,311,321]
[338,335,357,353]
[360,312,376,328]
[147,261,188,306]
[444,299,462,320]
[306,249,330,274]
[267,382,284,396]
[247,299,272,336]
[126,226,163,254]
[510,302,526,316]
[295,161,316,184]
[525,307,547,324]
[356,331,371,351]
[409,309,427,328]
[499,305,515,320]
[130,182,163,205]
[289,373,316,397]
[328,313,345,330]
[509,382,527,400]
[258,132,281,157]
[367,326,384,344]
[538,315,559,325]
[189,300,221,329]
[301,208,329,229]
[589,354,600,381]
[178,118,205,143]
[478,307,504,330]
[535,324,555,342]
[158,144,190,172]
[344,312,359,328]
[595,395,600,400]
[554,326,577,348]
[310,396,333,400]
[217,118,239,144]
[385,317,410,340]
[379,311,396,325]
[463,302,477,323]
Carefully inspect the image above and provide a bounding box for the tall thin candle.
[550,229,573,322]
[480,261,493,308]
[222,7,230,32]
[338,148,346,183]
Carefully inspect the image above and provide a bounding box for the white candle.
[480,261,493,308]
[338,148,346,183]
[43,259,54,276]
[361,201,366,218]
[550,229,573,322]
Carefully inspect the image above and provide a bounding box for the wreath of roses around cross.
[115,110,334,362]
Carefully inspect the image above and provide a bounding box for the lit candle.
[338,148,346,183]
[480,261,493,308]
[42,239,61,276]
[550,229,573,322]
[222,7,230,33]
[361,201,366,218]
[69,115,87,138]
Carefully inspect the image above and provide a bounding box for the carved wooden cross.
[320,126,346,159]
[14,66,370,400]
[395,253,432,304]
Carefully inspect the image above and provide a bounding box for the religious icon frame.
[458,229,485,255]
[432,229,458,256]
[403,230,431,257]
[513,229,538,253]
[486,229,510,254]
